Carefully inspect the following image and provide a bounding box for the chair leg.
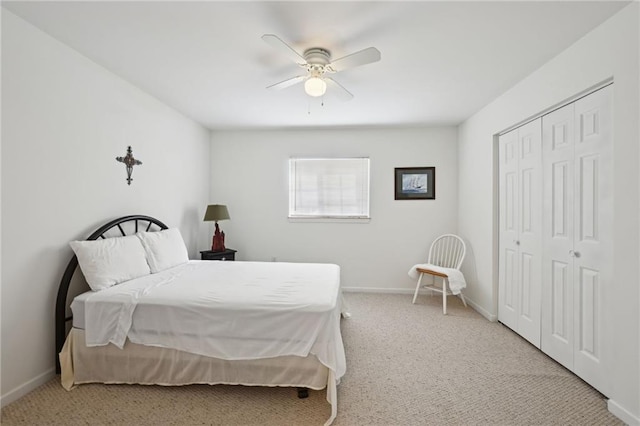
[459,292,468,308]
[412,273,424,304]
[442,277,447,315]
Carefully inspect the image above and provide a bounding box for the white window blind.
[289,158,370,219]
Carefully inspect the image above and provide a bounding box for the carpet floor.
[1,292,623,425]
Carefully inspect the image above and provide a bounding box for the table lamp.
[203,204,230,252]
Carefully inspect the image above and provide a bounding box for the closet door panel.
[541,102,575,370]
[498,119,542,348]
[516,119,542,346]
[572,86,612,394]
[498,130,520,331]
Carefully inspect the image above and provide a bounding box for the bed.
[55,215,346,425]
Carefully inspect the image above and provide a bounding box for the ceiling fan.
[262,34,381,101]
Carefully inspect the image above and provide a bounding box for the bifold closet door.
[541,102,575,370]
[541,85,612,394]
[498,119,542,347]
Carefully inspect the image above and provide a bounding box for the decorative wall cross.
[116,146,143,185]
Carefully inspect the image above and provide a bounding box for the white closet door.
[541,102,575,370]
[572,86,612,393]
[541,85,612,394]
[515,119,542,346]
[498,119,542,347]
[498,129,519,331]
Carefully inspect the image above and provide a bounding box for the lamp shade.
[203,204,230,222]
[304,77,327,97]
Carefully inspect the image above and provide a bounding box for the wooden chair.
[411,234,467,314]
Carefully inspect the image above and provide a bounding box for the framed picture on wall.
[394,167,435,200]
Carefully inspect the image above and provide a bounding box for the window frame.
[288,157,371,220]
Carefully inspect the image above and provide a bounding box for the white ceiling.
[3,1,629,130]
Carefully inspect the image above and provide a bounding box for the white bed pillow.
[69,235,151,291]
[137,228,189,273]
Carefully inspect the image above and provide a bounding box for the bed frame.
[55,215,168,374]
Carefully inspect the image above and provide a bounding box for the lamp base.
[211,222,226,252]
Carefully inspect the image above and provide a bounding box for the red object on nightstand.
[211,222,225,252]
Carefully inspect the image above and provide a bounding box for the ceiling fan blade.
[328,47,381,72]
[325,78,354,101]
[262,34,307,66]
[266,75,307,90]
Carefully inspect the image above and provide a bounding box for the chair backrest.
[428,234,466,270]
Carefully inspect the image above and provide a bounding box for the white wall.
[457,3,639,423]
[209,127,458,292]
[1,11,211,405]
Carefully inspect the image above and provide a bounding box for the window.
[289,158,370,219]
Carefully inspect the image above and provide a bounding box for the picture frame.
[394,167,435,200]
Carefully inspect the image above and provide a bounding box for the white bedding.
[67,259,346,425]
[74,260,345,380]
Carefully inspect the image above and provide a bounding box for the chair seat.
[418,267,455,296]
[415,267,448,278]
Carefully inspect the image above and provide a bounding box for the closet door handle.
[515,240,520,246]
[569,250,581,258]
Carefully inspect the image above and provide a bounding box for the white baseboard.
[608,399,640,425]
[465,298,498,322]
[0,368,55,408]
[342,287,498,321]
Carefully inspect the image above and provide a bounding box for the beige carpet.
[1,293,622,425]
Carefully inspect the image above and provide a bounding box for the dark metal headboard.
[55,215,168,373]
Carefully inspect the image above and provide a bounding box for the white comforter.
[82,260,346,381]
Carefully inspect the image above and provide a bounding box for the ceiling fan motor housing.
[303,48,331,77]
[304,48,331,65]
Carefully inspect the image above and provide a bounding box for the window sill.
[288,216,371,224]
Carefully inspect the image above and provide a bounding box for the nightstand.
[200,249,237,261]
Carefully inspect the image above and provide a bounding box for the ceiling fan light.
[304,77,327,97]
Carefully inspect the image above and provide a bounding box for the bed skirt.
[60,328,337,424]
